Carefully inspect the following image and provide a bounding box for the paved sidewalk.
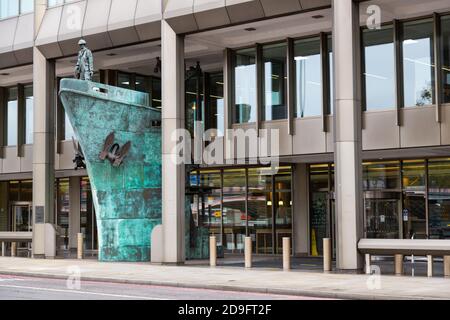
[0,257,449,300]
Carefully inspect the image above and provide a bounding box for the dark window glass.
[262,42,287,121]
[207,73,224,136]
[80,177,97,251]
[363,161,400,190]
[363,26,396,110]
[56,178,70,250]
[234,48,256,124]
[442,16,450,103]
[428,159,450,239]
[402,19,435,107]
[117,72,132,89]
[294,37,321,118]
[328,36,334,115]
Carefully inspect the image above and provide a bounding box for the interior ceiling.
[1,0,449,84]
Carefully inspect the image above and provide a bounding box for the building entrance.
[10,202,33,253]
[364,191,401,239]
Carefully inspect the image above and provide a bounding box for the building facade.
[0,0,450,271]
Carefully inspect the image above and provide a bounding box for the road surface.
[0,274,326,300]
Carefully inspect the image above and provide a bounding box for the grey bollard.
[394,254,404,276]
[210,236,217,267]
[323,238,332,272]
[1,242,5,257]
[245,237,252,268]
[77,233,84,259]
[283,237,291,271]
[444,256,450,278]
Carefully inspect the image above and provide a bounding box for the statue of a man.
[75,39,94,81]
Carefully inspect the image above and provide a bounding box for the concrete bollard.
[244,237,252,268]
[427,255,433,278]
[283,237,291,271]
[11,242,16,257]
[210,236,217,267]
[444,256,450,278]
[365,254,371,275]
[1,242,5,257]
[394,254,404,276]
[77,233,84,260]
[323,238,332,272]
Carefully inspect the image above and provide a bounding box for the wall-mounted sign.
[403,209,409,222]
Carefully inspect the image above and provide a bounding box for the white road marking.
[0,284,170,300]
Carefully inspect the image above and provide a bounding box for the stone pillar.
[69,176,81,249]
[32,0,56,259]
[161,20,185,264]
[332,0,364,271]
[293,164,309,256]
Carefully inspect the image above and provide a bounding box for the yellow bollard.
[210,236,217,267]
[323,238,332,272]
[283,237,291,271]
[311,229,319,257]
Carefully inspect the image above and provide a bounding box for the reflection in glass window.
[363,161,400,190]
[442,16,450,104]
[65,114,75,140]
[25,85,33,144]
[402,19,435,107]
[234,48,256,124]
[428,159,450,239]
[363,26,396,110]
[7,87,18,146]
[263,43,287,121]
[56,178,70,250]
[118,72,132,89]
[20,0,33,13]
[208,73,224,136]
[294,37,321,118]
[328,36,334,115]
[0,0,19,19]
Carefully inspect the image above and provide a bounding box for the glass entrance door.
[364,192,401,239]
[403,193,427,239]
[12,204,32,232]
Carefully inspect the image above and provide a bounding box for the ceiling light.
[0,73,10,76]
[244,27,256,32]
[404,39,418,45]
[312,15,324,19]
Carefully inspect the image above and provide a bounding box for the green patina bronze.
[59,79,209,262]
[59,79,162,262]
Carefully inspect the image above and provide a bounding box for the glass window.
[263,42,287,121]
[64,114,75,140]
[363,25,396,110]
[80,177,97,250]
[234,48,256,124]
[222,169,246,253]
[294,37,322,118]
[151,77,161,109]
[20,0,33,13]
[402,19,435,107]
[56,178,70,250]
[117,72,132,89]
[442,16,450,104]
[274,169,292,254]
[363,161,400,190]
[428,159,450,239]
[328,36,334,115]
[0,0,19,19]
[7,87,18,146]
[47,0,63,7]
[25,85,33,144]
[248,168,273,254]
[207,73,224,136]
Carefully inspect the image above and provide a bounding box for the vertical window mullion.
[320,32,330,132]
[433,12,442,123]
[256,43,263,135]
[287,38,295,135]
[394,19,403,126]
[0,87,5,158]
[17,84,25,157]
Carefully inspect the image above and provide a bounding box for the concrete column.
[1,242,5,257]
[69,177,81,249]
[210,236,217,267]
[161,20,185,264]
[293,164,309,256]
[395,254,404,276]
[444,256,450,278]
[32,0,56,259]
[427,255,433,278]
[283,237,291,271]
[365,254,371,275]
[332,0,363,271]
[244,237,252,268]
